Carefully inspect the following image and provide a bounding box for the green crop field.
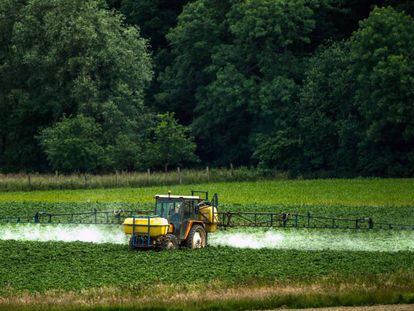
[0,179,413,310]
[2,240,412,293]
[1,178,413,206]
[1,239,414,310]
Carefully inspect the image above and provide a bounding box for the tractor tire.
[186,224,207,249]
[160,234,178,250]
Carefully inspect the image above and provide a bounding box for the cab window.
[155,200,183,219]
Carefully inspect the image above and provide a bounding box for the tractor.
[123,190,219,250]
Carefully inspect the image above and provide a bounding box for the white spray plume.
[1,224,413,253]
[209,229,414,252]
[0,224,127,244]
[210,231,284,249]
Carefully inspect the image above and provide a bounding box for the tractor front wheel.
[186,225,207,249]
[161,234,178,250]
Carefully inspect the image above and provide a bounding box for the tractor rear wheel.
[161,234,178,250]
[186,225,207,249]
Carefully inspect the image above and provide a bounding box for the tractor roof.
[155,194,200,200]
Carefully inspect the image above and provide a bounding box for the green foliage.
[1,240,413,293]
[160,0,324,165]
[156,1,414,176]
[104,134,143,172]
[253,130,303,172]
[39,116,105,173]
[1,179,413,209]
[296,41,360,174]
[120,0,190,52]
[1,0,414,177]
[384,0,414,16]
[0,0,152,172]
[157,0,229,124]
[143,113,199,171]
[256,7,414,177]
[118,0,191,114]
[350,7,414,176]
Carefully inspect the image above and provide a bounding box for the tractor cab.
[155,194,200,222]
[123,190,218,250]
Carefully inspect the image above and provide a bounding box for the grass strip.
[1,275,414,310]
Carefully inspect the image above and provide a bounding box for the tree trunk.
[164,163,168,172]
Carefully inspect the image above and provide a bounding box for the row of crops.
[1,239,414,293]
[0,179,413,207]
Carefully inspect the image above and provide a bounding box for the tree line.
[0,0,413,176]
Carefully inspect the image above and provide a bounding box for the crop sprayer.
[1,190,413,250]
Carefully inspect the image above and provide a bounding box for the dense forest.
[0,0,413,176]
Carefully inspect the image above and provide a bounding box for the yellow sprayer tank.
[123,217,169,237]
[199,205,219,232]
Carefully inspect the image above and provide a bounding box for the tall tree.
[350,7,414,176]
[120,0,191,52]
[160,0,324,165]
[0,0,152,172]
[296,42,360,175]
[39,115,105,173]
[143,113,198,171]
[157,0,229,125]
[255,5,414,177]
[118,0,192,111]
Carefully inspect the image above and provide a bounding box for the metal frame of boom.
[0,209,413,231]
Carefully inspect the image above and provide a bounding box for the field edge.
[1,276,414,311]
